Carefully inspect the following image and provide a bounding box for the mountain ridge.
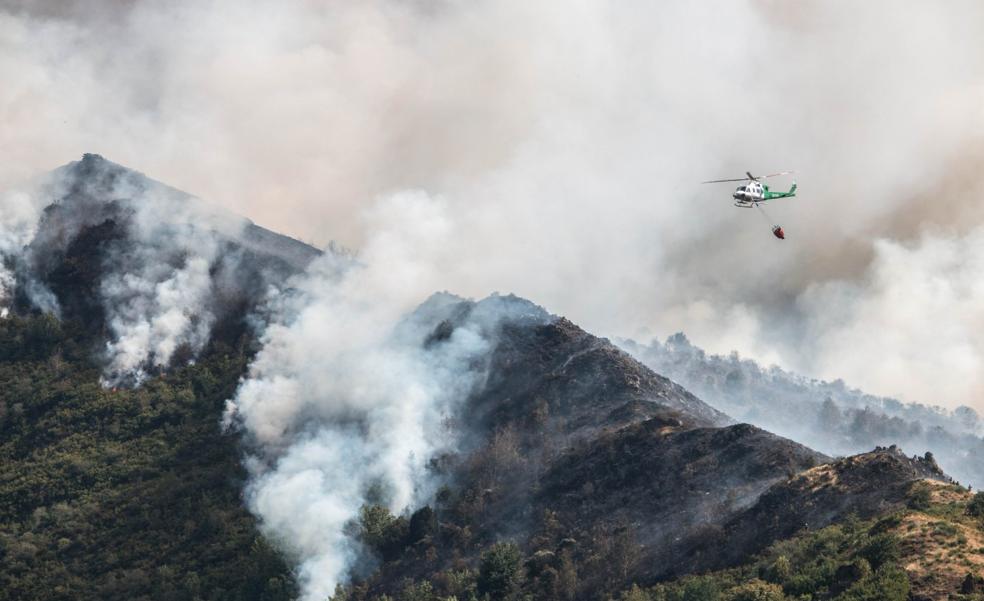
[342,294,955,600]
[620,333,984,489]
[7,154,323,385]
[0,156,969,601]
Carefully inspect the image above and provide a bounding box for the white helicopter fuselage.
[732,181,765,207]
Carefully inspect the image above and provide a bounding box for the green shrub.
[765,555,791,584]
[907,485,932,511]
[858,534,900,570]
[409,506,437,543]
[966,492,984,518]
[478,542,522,599]
[400,580,436,601]
[361,504,410,560]
[836,564,909,601]
[662,575,722,601]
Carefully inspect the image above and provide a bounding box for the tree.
[966,491,984,518]
[859,534,900,570]
[907,485,932,511]
[408,506,437,544]
[676,576,721,601]
[765,555,791,584]
[400,580,436,601]
[556,549,578,601]
[360,504,409,560]
[608,525,642,587]
[478,542,522,600]
[838,565,909,601]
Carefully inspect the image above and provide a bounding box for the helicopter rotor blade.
[759,170,796,179]
[701,177,750,184]
[702,170,794,184]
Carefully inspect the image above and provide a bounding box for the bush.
[361,504,410,560]
[408,506,437,544]
[858,534,900,570]
[966,492,984,518]
[907,485,932,511]
[837,564,909,601]
[399,580,435,601]
[765,555,791,584]
[832,559,871,594]
[661,575,722,601]
[478,542,522,599]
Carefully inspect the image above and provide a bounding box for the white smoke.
[0,256,15,311]
[0,184,48,307]
[800,226,984,412]
[4,0,984,408]
[95,177,246,386]
[223,191,532,599]
[0,156,253,385]
[100,252,217,386]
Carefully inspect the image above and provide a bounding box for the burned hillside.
[339,296,952,600]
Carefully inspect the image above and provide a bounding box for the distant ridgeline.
[620,333,984,489]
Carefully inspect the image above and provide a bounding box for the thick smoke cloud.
[223,192,541,598]
[4,0,983,409]
[800,228,984,411]
[4,0,984,408]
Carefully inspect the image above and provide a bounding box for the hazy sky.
[3,0,984,410]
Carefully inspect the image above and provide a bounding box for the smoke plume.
[223,192,550,598]
[91,175,240,385]
[2,155,271,385]
[3,0,983,408]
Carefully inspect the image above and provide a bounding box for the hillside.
[624,478,984,601]
[0,314,295,600]
[0,156,968,601]
[0,156,318,600]
[333,296,955,601]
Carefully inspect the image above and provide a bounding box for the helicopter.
[702,171,796,239]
